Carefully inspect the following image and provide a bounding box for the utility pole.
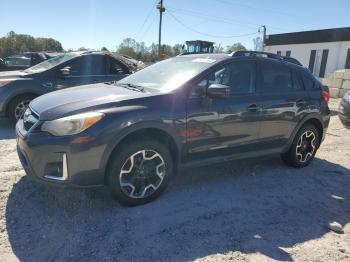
[260,25,266,51]
[157,0,165,60]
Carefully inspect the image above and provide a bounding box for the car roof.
[177,53,231,61]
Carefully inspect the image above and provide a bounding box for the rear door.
[258,60,310,149]
[186,59,262,160]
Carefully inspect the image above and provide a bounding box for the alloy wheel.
[14,100,31,120]
[295,131,316,163]
[119,150,166,199]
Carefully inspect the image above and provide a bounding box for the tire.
[7,95,36,122]
[106,138,173,206]
[281,124,320,168]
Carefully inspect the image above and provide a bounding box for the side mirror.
[207,84,230,99]
[60,66,71,76]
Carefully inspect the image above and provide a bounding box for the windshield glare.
[117,57,216,92]
[25,53,79,73]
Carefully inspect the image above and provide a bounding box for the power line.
[213,0,331,22]
[135,0,158,38]
[167,10,259,39]
[167,7,256,29]
[139,13,158,39]
[167,6,288,32]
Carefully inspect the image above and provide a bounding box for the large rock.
[328,221,344,233]
[334,70,345,79]
[329,78,343,88]
[344,70,350,80]
[342,80,350,89]
[329,87,340,98]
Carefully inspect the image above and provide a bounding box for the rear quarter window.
[301,72,320,90]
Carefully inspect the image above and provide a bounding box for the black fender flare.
[100,120,183,177]
[282,113,325,153]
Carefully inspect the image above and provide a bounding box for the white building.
[264,27,350,79]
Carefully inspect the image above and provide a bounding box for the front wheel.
[106,139,173,206]
[8,95,36,122]
[281,124,320,168]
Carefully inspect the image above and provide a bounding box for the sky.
[1,0,349,51]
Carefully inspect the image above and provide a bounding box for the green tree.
[226,43,247,53]
[78,47,89,51]
[0,31,63,57]
[101,46,109,51]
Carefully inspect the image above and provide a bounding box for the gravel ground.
[0,99,349,262]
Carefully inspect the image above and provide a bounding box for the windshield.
[116,56,217,92]
[24,53,79,73]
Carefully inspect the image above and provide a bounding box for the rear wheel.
[106,139,173,206]
[7,95,36,122]
[281,124,320,168]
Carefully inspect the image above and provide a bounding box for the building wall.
[264,41,350,78]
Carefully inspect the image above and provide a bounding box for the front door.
[51,55,107,91]
[186,60,261,161]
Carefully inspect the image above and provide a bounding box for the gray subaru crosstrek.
[16,51,331,206]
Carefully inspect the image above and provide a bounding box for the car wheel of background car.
[281,124,320,168]
[106,138,173,206]
[8,94,36,122]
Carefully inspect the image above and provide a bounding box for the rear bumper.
[16,119,108,187]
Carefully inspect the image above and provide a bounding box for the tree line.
[0,31,63,57]
[0,31,261,62]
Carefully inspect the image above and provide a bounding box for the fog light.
[44,154,68,181]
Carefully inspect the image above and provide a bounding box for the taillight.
[321,91,330,103]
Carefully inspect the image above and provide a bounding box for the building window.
[277,51,281,56]
[345,49,350,69]
[309,49,328,78]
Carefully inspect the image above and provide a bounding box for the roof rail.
[231,50,302,66]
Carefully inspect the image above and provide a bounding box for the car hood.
[30,83,148,120]
[0,70,28,80]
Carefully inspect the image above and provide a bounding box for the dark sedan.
[0,51,135,121]
[0,52,58,72]
[339,90,350,128]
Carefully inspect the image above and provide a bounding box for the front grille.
[23,108,39,131]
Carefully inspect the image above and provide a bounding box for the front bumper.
[16,119,108,187]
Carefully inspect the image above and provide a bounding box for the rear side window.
[301,72,319,90]
[292,70,304,90]
[107,57,130,75]
[260,61,292,92]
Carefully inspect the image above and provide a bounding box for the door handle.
[247,104,260,112]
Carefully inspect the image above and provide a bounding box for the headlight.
[41,112,104,136]
[0,80,13,88]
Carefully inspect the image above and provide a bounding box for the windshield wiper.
[116,83,145,92]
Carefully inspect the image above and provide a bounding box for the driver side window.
[190,66,230,98]
[190,60,255,98]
